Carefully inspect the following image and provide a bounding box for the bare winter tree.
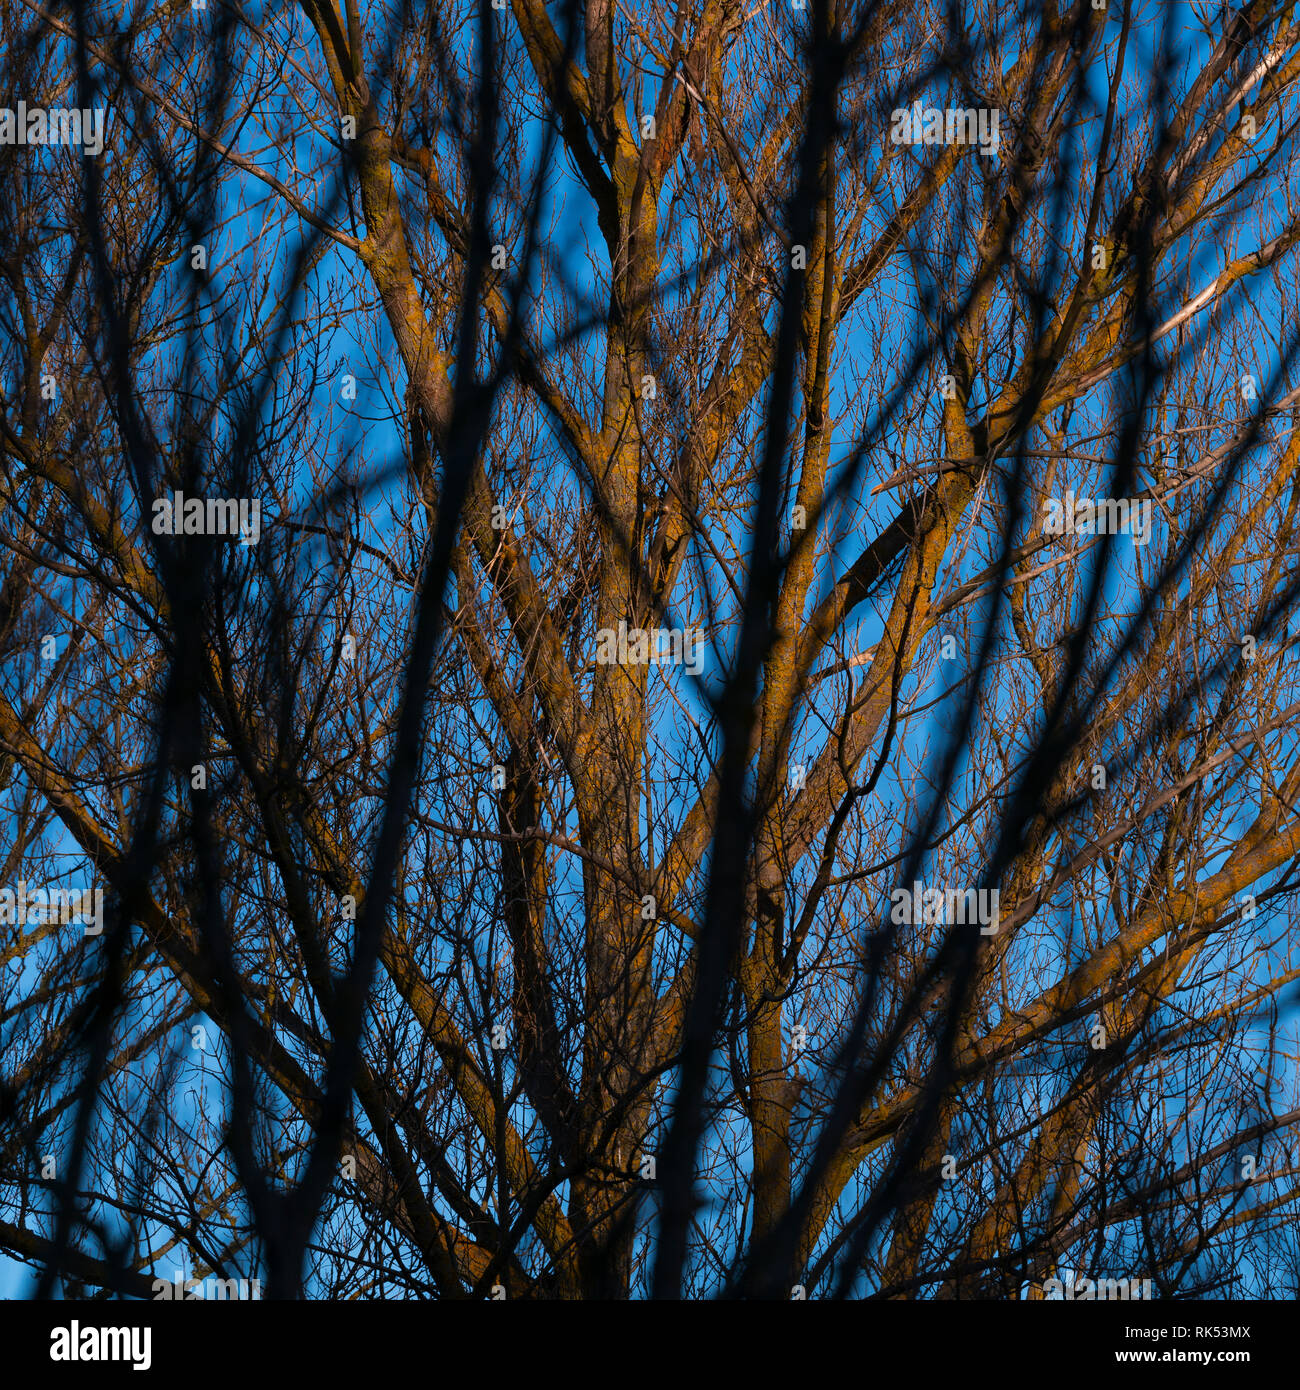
[3,0,1300,1302]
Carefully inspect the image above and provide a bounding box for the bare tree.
[2,0,1300,1303]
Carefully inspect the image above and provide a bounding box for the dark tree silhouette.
[2,0,1300,1302]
